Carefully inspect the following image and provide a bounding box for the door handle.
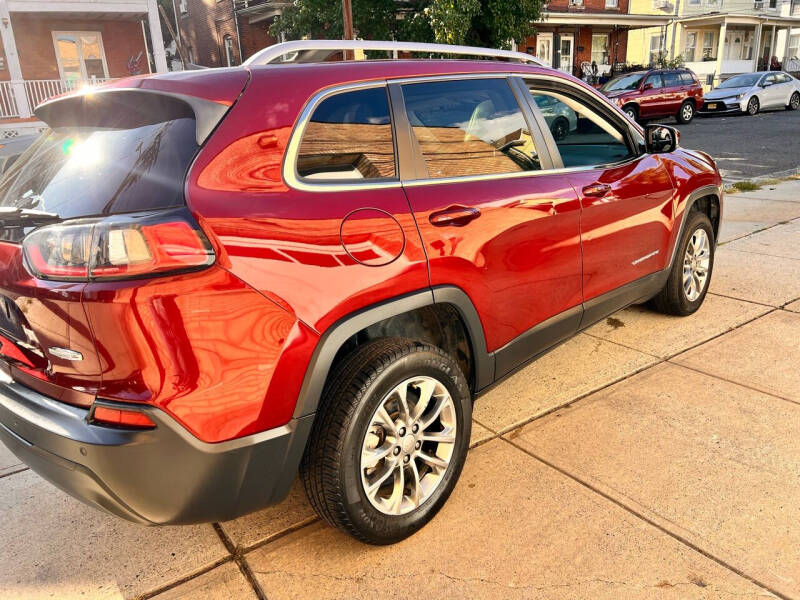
[582,183,612,198]
[429,205,482,227]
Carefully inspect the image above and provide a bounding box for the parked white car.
[532,94,578,139]
[699,71,800,116]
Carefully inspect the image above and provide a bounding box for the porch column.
[714,20,727,87]
[783,27,791,63]
[147,0,169,73]
[752,23,762,71]
[0,0,30,118]
[769,24,777,66]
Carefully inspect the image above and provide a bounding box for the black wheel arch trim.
[292,286,494,420]
[668,183,722,271]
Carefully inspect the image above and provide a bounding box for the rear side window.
[0,101,197,219]
[663,72,681,87]
[679,72,696,85]
[400,78,541,179]
[296,87,396,181]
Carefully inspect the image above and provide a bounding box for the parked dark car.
[0,41,722,545]
[601,68,705,124]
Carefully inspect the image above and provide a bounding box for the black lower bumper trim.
[0,377,314,525]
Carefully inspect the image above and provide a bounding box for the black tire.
[622,104,639,122]
[300,338,472,545]
[746,96,759,115]
[676,100,695,124]
[650,210,715,316]
[787,91,800,111]
[550,116,570,141]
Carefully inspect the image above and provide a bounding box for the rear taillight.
[23,209,214,281]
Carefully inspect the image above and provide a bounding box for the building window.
[296,87,396,181]
[687,0,700,5]
[789,34,800,58]
[605,0,618,8]
[568,0,584,6]
[702,32,714,59]
[649,35,662,64]
[52,32,108,82]
[684,32,697,62]
[223,35,235,67]
[592,34,609,64]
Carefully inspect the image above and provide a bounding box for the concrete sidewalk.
[2,179,800,600]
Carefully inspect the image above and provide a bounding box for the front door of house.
[559,35,574,75]
[538,33,554,67]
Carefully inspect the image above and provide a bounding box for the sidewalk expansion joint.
[500,436,792,600]
[212,522,269,600]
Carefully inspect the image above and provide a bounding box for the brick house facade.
[522,0,668,79]
[174,0,279,68]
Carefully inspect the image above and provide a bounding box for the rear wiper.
[0,207,61,227]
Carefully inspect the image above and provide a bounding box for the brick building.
[173,0,285,68]
[0,0,167,136]
[522,0,670,79]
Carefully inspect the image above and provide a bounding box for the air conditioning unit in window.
[653,0,670,8]
[569,0,585,7]
[753,0,764,8]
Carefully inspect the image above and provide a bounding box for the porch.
[524,12,671,79]
[678,14,800,85]
[0,0,166,129]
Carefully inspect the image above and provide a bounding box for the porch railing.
[0,78,115,119]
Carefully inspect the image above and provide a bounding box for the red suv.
[601,68,705,124]
[0,41,721,544]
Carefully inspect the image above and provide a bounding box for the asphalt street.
[671,105,800,182]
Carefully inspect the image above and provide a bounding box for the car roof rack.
[244,39,549,68]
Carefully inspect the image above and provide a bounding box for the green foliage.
[270,0,397,41]
[271,0,544,50]
[653,51,685,69]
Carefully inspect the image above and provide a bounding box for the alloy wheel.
[624,107,637,120]
[683,228,711,302]
[360,376,457,515]
[791,93,800,110]
[748,97,759,115]
[681,103,694,122]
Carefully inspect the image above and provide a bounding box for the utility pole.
[342,0,354,60]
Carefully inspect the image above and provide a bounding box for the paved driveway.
[2,180,800,599]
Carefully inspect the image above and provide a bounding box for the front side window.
[53,32,108,82]
[592,34,609,65]
[400,78,540,179]
[296,87,396,181]
[527,85,633,168]
[645,73,664,89]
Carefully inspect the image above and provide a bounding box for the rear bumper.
[0,372,313,525]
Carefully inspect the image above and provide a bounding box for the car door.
[662,71,684,115]
[638,72,667,118]
[520,78,676,324]
[760,73,783,107]
[393,76,584,377]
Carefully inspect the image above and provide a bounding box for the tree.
[271,0,397,41]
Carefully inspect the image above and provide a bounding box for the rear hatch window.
[0,93,198,224]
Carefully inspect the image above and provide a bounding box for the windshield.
[0,116,197,220]
[602,73,645,92]
[717,73,761,89]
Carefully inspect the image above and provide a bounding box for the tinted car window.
[645,74,664,89]
[296,87,396,181]
[601,73,645,92]
[679,72,695,85]
[0,117,197,219]
[663,72,681,87]
[528,86,633,168]
[401,78,540,179]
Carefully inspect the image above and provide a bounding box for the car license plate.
[707,103,717,110]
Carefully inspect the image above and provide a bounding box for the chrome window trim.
[282,79,403,193]
[283,71,648,193]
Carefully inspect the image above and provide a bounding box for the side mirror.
[645,124,679,154]
[642,82,654,91]
[761,80,773,87]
